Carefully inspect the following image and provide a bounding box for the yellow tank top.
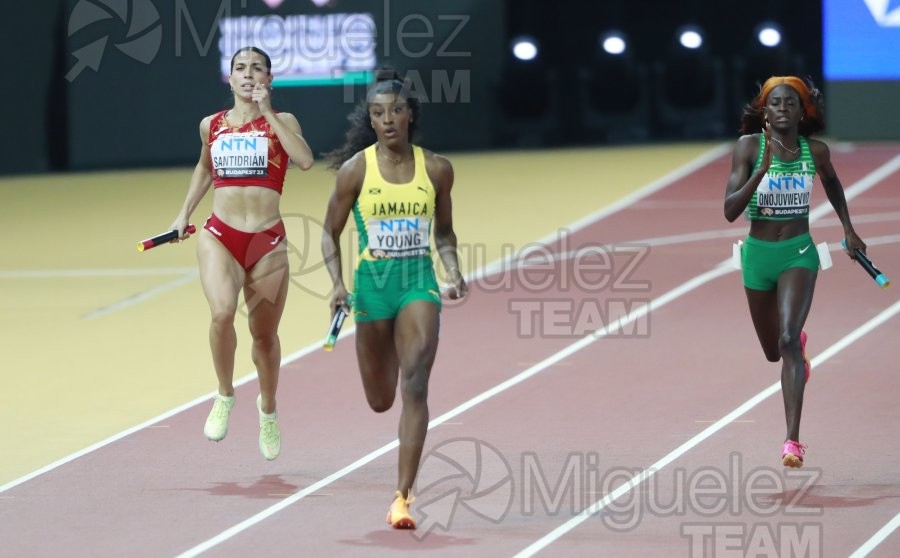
[353,144,436,262]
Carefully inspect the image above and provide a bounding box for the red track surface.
[2,146,899,557]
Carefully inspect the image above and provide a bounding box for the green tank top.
[747,135,816,221]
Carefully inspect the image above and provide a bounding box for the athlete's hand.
[329,285,351,318]
[843,229,867,260]
[442,269,468,300]
[252,82,273,115]
[168,218,192,242]
[759,121,774,173]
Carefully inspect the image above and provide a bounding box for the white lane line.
[515,299,900,558]
[175,222,900,555]
[470,144,733,283]
[809,154,900,222]
[0,339,328,495]
[82,271,198,319]
[6,148,896,548]
[536,232,900,269]
[849,512,900,558]
[174,262,737,558]
[0,267,197,279]
[509,150,900,557]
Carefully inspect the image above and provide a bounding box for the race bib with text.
[366,217,431,259]
[211,132,269,178]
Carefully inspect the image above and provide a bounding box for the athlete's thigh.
[776,267,817,337]
[356,319,401,396]
[243,245,289,335]
[394,300,440,378]
[197,230,244,314]
[744,287,779,360]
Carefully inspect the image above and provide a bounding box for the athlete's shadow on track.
[178,474,300,500]
[338,530,477,549]
[763,484,900,510]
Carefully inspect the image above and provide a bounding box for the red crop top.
[208,110,288,194]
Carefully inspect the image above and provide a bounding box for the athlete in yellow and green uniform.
[321,69,468,529]
[351,144,442,321]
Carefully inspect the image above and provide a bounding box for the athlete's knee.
[210,308,236,331]
[778,331,802,358]
[401,372,429,404]
[250,330,279,353]
[366,392,395,413]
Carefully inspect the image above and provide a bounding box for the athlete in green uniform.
[724,76,866,468]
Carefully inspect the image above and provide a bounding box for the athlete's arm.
[724,133,770,222]
[170,116,214,239]
[322,152,364,310]
[810,139,865,256]
[251,82,314,170]
[269,112,315,170]
[428,151,467,299]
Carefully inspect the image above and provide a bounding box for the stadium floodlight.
[511,35,539,61]
[755,22,783,47]
[677,25,704,49]
[600,31,627,55]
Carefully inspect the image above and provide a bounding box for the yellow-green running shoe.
[203,394,235,442]
[257,394,281,461]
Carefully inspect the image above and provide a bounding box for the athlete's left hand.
[252,82,273,115]
[442,269,468,300]
[844,229,867,260]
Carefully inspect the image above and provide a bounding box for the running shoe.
[782,440,807,468]
[386,490,416,529]
[800,330,811,383]
[257,394,281,461]
[203,394,235,442]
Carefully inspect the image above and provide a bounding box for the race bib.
[755,173,812,218]
[211,132,269,178]
[367,217,431,259]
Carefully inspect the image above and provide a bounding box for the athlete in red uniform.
[168,47,314,460]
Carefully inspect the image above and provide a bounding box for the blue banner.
[824,0,900,80]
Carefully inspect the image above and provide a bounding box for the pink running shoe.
[782,440,807,468]
[800,330,810,384]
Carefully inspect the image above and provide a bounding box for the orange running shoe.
[800,330,811,384]
[386,491,416,529]
[782,440,807,468]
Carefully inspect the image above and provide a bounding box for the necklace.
[377,145,411,164]
[770,135,800,155]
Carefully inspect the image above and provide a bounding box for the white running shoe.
[257,394,281,461]
[203,394,235,442]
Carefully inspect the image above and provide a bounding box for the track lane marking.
[515,300,900,557]
[849,512,900,558]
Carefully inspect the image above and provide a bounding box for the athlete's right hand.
[168,218,192,242]
[759,122,774,172]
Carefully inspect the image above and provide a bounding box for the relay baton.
[137,225,197,252]
[323,295,353,351]
[842,240,890,288]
